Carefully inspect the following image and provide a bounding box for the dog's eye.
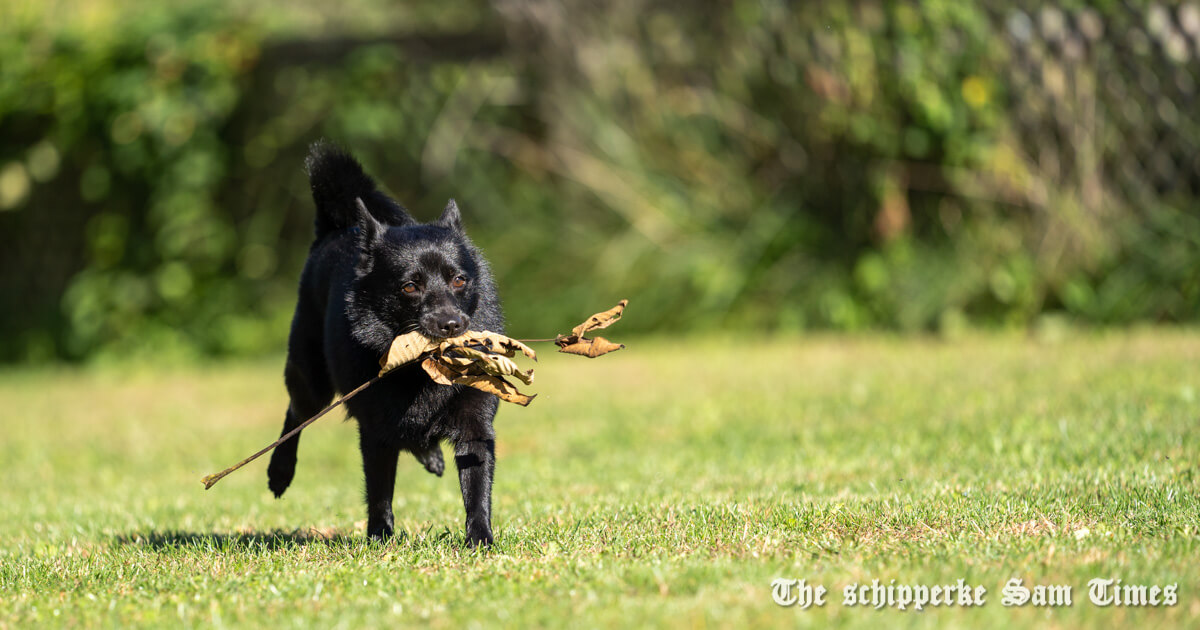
[452,275,467,289]
[402,282,419,294]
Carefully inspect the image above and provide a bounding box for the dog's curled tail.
[305,141,412,238]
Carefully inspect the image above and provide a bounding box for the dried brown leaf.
[449,347,535,385]
[454,373,536,406]
[438,330,536,361]
[421,357,462,385]
[423,355,535,405]
[423,354,534,405]
[570,299,628,339]
[557,335,625,358]
[411,330,538,404]
[379,331,436,375]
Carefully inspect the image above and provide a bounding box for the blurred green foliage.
[1,0,1198,362]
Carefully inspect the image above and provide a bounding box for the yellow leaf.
[962,76,989,108]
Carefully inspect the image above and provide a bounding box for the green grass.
[2,331,1199,628]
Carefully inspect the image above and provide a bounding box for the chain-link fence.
[1000,3,1200,204]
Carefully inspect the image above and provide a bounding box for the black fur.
[267,142,502,547]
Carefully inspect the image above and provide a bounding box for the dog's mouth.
[417,327,459,343]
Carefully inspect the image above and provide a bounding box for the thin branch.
[201,302,626,490]
[202,373,385,489]
[202,342,534,489]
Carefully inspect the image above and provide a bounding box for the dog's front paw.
[367,516,395,541]
[266,450,296,498]
[465,521,493,548]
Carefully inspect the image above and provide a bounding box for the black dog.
[266,142,502,547]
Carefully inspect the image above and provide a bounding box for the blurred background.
[1,0,1199,363]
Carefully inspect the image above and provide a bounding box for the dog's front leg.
[454,437,495,548]
[359,432,400,540]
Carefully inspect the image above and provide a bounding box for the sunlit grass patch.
[1,331,1198,627]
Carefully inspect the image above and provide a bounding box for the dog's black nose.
[439,317,465,337]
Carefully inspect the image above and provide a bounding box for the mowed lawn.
[1,331,1198,628]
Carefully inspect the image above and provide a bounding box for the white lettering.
[842,584,858,607]
[1002,578,1030,606]
[771,579,826,608]
[771,578,798,607]
[1089,578,1115,606]
[1033,584,1072,607]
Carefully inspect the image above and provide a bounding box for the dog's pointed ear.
[435,198,463,233]
[354,197,385,276]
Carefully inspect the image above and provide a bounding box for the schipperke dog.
[266,141,502,547]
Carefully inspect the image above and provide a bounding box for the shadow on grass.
[114,529,366,551]
[113,527,462,552]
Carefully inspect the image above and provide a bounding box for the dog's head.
[348,197,495,345]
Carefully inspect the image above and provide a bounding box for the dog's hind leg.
[267,340,332,498]
[412,443,445,477]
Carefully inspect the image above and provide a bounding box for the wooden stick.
[201,375,382,490]
[198,341,521,490]
[201,303,626,490]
